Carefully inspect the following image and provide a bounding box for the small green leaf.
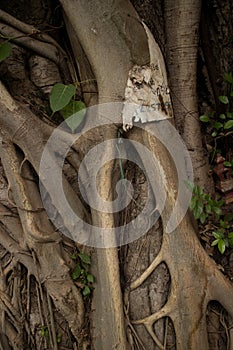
[213,122,223,129]
[213,206,222,216]
[70,253,78,260]
[228,233,233,247]
[226,112,233,119]
[225,72,233,84]
[50,83,76,113]
[87,274,94,283]
[82,285,91,296]
[211,239,219,247]
[224,120,233,130]
[218,239,226,254]
[72,264,81,280]
[219,114,226,120]
[61,100,86,133]
[211,130,218,137]
[190,196,197,210]
[0,42,12,62]
[219,95,229,104]
[40,326,49,338]
[78,253,91,265]
[204,194,211,202]
[193,185,202,197]
[230,91,233,97]
[224,161,232,167]
[205,204,212,214]
[194,205,203,219]
[200,212,207,224]
[220,220,229,229]
[184,180,195,192]
[213,231,223,239]
[200,115,210,123]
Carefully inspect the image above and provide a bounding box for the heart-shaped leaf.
[78,252,91,265]
[71,264,81,280]
[82,285,91,296]
[87,274,94,283]
[224,120,233,130]
[50,83,76,113]
[61,100,86,133]
[219,95,229,104]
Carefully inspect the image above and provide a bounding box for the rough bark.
[0,1,232,350]
[164,0,213,192]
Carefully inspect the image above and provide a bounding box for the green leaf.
[211,239,219,247]
[200,212,207,224]
[225,72,233,84]
[230,91,233,97]
[228,233,233,247]
[40,326,49,338]
[213,122,223,129]
[0,42,12,62]
[61,100,86,133]
[219,114,226,120]
[70,253,78,260]
[224,120,233,130]
[213,206,222,216]
[219,95,229,104]
[82,285,91,296]
[224,161,232,167]
[184,180,195,192]
[72,264,81,280]
[200,115,210,123]
[218,239,226,254]
[190,196,197,210]
[205,204,212,214]
[220,220,229,229]
[50,83,76,113]
[211,130,218,137]
[87,274,94,283]
[193,185,203,197]
[226,112,233,119]
[204,194,211,202]
[213,231,223,239]
[78,252,91,265]
[193,204,203,219]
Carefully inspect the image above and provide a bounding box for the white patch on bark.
[122,24,173,131]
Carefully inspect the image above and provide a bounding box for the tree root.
[124,128,233,349]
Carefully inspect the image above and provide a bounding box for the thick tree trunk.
[0,1,232,349]
[164,0,213,192]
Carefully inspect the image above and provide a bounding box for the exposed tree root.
[123,128,233,349]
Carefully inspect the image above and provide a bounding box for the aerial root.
[129,249,164,291]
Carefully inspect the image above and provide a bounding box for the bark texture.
[0,1,232,350]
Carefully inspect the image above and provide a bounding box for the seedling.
[49,83,86,133]
[186,181,223,224]
[71,252,94,297]
[200,72,233,137]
